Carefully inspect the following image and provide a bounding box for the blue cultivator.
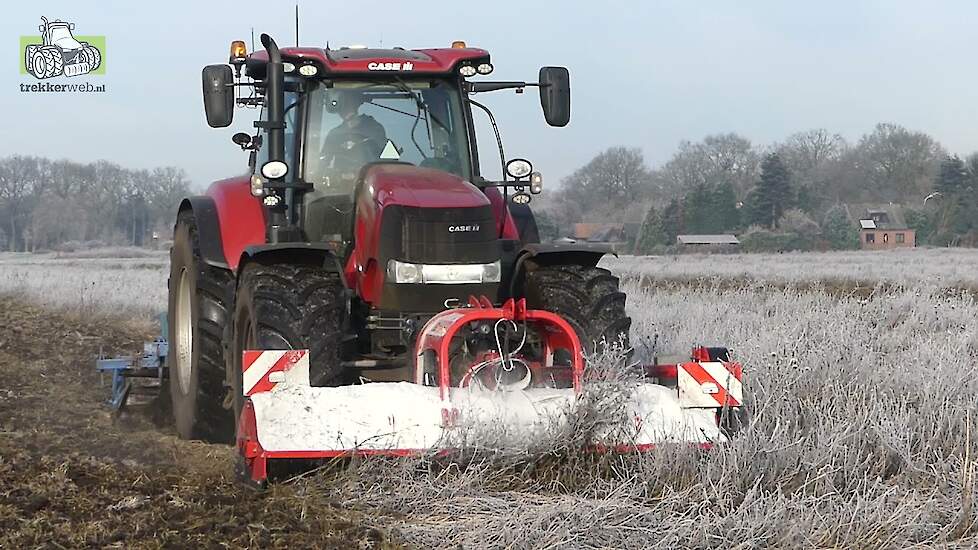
[95,316,168,413]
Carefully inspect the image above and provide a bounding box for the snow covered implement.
[97,32,747,487]
[234,296,744,486]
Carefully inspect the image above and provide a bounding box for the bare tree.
[656,133,760,198]
[0,155,194,251]
[146,166,192,233]
[0,156,47,251]
[853,123,944,202]
[777,129,848,183]
[561,147,652,203]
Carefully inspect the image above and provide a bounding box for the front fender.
[506,243,615,299]
[177,196,229,269]
[237,243,347,288]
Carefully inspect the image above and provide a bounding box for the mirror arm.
[468,81,542,93]
[478,179,527,187]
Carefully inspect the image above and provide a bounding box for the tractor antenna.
[295,4,300,47]
[251,27,256,52]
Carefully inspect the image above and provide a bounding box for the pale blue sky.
[2,1,977,188]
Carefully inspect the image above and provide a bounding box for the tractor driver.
[321,91,388,170]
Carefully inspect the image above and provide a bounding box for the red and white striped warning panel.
[242,350,310,396]
[678,361,743,408]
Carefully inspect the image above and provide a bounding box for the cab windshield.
[304,78,472,195]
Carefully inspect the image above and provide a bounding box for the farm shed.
[676,234,740,247]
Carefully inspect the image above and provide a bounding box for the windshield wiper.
[391,77,452,135]
[387,81,428,160]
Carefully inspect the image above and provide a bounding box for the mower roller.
[97,33,746,486]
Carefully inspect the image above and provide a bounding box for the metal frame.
[95,316,168,413]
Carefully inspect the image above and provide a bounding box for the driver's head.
[330,90,366,120]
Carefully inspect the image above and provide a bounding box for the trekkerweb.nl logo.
[19,16,105,93]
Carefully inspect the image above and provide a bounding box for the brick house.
[851,205,916,250]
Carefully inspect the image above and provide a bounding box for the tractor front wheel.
[168,211,234,442]
[229,262,346,427]
[523,264,631,358]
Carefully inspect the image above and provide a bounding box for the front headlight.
[388,260,423,284]
[387,260,501,284]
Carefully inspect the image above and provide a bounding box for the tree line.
[539,123,976,252]
[2,122,973,254]
[0,156,192,252]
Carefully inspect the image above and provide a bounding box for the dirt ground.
[0,297,400,549]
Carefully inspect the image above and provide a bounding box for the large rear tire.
[229,262,346,426]
[523,264,631,355]
[168,211,234,442]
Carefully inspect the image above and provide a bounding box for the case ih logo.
[367,61,413,71]
[21,17,104,79]
[448,224,480,233]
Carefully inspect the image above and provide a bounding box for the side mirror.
[202,64,234,128]
[232,132,253,149]
[539,66,570,127]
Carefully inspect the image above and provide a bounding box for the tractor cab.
[203,38,566,251]
[299,76,474,244]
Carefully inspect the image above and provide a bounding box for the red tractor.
[166,34,743,485]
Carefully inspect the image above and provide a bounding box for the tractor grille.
[380,205,499,264]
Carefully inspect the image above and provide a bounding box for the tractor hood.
[351,163,499,309]
[360,163,490,210]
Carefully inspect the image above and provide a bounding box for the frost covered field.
[328,278,978,548]
[0,250,167,318]
[4,247,977,320]
[3,248,978,547]
[605,247,978,289]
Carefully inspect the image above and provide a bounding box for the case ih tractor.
[97,34,743,487]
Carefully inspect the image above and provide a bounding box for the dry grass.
[0,251,167,319]
[300,279,978,548]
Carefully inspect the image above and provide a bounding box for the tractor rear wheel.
[229,263,346,426]
[523,264,631,357]
[168,211,234,442]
